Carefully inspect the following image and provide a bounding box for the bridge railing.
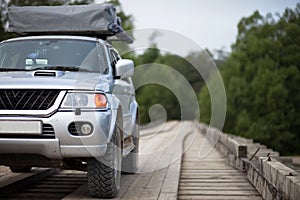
[198,123,300,200]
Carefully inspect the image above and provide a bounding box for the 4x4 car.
[0,4,139,198]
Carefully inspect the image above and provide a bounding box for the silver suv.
[0,35,139,198]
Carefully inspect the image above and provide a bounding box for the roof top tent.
[7,3,133,43]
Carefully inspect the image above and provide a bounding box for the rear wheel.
[9,166,32,173]
[87,126,122,198]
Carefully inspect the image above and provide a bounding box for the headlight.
[61,92,108,109]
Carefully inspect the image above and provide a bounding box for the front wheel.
[87,126,122,198]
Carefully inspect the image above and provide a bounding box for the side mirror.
[115,59,134,79]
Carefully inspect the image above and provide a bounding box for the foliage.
[199,4,300,155]
[132,46,210,124]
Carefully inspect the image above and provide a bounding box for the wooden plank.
[179,182,255,187]
[180,172,245,176]
[183,159,227,162]
[3,192,67,199]
[118,172,157,198]
[62,183,89,200]
[135,133,181,199]
[39,181,86,185]
[158,158,182,200]
[44,177,86,182]
[179,186,257,191]
[0,168,49,188]
[178,190,260,196]
[139,168,169,198]
[121,121,191,199]
[181,167,235,170]
[157,123,195,200]
[178,195,263,200]
[181,165,231,168]
[180,175,249,180]
[113,174,138,198]
[22,187,76,193]
[138,121,195,199]
[32,184,83,189]
[0,168,59,195]
[179,179,251,183]
[180,170,242,174]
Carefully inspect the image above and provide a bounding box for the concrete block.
[199,122,300,200]
[228,154,235,166]
[253,170,263,194]
[260,157,299,200]
[260,158,273,183]
[269,162,279,189]
[261,178,268,200]
[284,176,294,199]
[289,176,299,200]
[295,183,300,200]
[276,169,285,195]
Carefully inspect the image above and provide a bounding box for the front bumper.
[0,109,113,159]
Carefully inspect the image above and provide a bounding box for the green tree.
[135,45,209,123]
[200,4,300,155]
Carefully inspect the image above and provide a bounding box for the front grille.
[0,89,60,110]
[0,124,55,139]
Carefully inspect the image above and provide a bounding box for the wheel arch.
[116,106,124,149]
[129,101,140,137]
[108,106,123,148]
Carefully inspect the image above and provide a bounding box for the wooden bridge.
[0,121,299,199]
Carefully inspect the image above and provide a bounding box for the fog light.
[68,122,93,136]
[81,123,93,135]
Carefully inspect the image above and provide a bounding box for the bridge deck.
[0,121,263,199]
[178,129,262,199]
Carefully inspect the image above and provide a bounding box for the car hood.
[0,71,111,92]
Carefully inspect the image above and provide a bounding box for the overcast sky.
[97,0,299,54]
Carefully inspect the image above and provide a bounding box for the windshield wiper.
[0,68,30,72]
[33,66,92,72]
[0,66,94,72]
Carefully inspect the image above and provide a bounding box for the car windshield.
[0,39,108,73]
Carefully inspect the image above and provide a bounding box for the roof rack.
[8,4,133,43]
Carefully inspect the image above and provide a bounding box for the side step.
[123,136,135,157]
